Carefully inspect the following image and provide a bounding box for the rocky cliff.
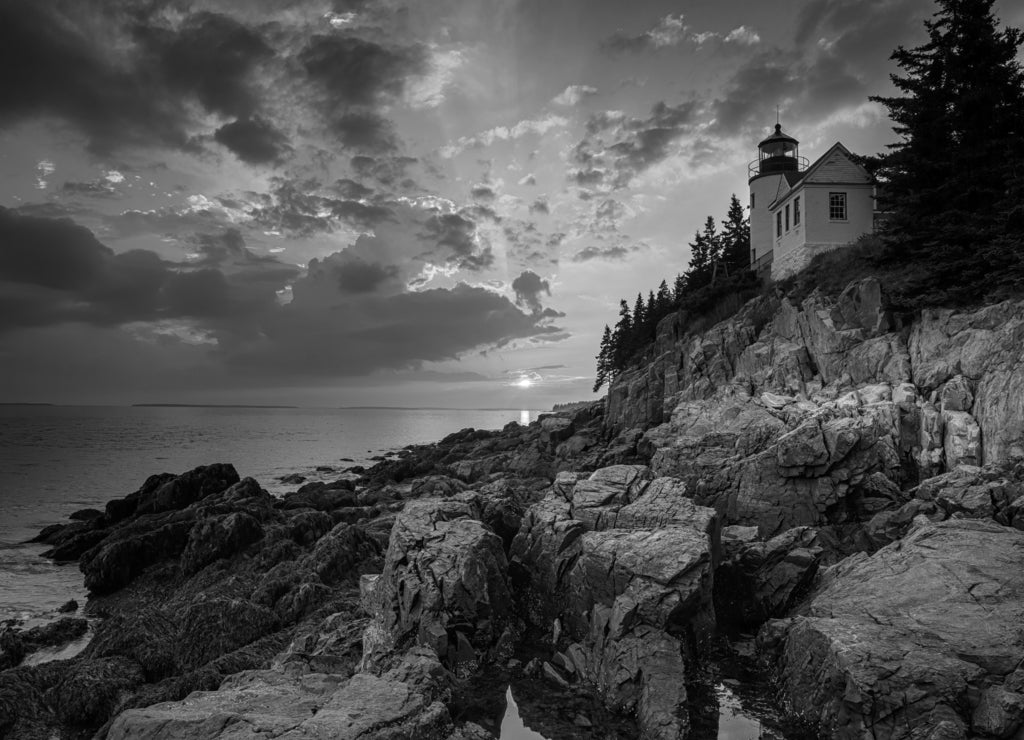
[4,277,1024,740]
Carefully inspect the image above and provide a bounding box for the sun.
[515,377,534,389]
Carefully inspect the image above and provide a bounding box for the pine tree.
[610,299,632,372]
[870,0,1024,300]
[593,324,613,392]
[672,273,686,305]
[719,194,751,276]
[655,279,672,314]
[686,216,722,290]
[631,293,646,341]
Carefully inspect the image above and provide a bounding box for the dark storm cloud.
[0,3,190,154]
[351,156,419,187]
[247,179,395,236]
[187,229,301,291]
[333,179,375,200]
[571,101,699,189]
[529,198,549,215]
[331,111,399,153]
[511,270,550,314]
[470,185,496,202]
[0,208,293,332]
[135,11,274,119]
[214,118,291,165]
[424,212,476,257]
[299,34,425,152]
[712,0,929,136]
[300,35,423,105]
[230,280,563,377]
[571,245,631,262]
[333,259,401,293]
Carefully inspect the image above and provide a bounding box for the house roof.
[767,142,872,211]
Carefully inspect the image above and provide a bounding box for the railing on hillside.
[752,250,774,280]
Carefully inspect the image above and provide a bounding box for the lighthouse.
[747,123,876,280]
[748,123,806,279]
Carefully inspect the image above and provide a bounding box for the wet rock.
[361,497,513,674]
[69,508,103,521]
[80,517,195,594]
[106,647,458,739]
[715,526,824,630]
[180,510,263,575]
[47,655,145,726]
[57,599,78,613]
[135,464,240,516]
[761,519,1024,738]
[278,472,306,484]
[177,598,279,671]
[281,482,357,511]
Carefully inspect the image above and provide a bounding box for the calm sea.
[0,405,540,624]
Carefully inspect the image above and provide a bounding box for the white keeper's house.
[748,123,877,280]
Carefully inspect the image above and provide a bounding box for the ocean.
[0,404,541,625]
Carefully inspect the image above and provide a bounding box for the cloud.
[571,101,700,189]
[552,85,598,107]
[0,3,191,153]
[440,115,569,158]
[724,26,761,45]
[470,184,496,202]
[0,208,294,332]
[137,11,274,119]
[602,14,689,53]
[511,270,550,313]
[570,245,632,262]
[299,33,425,152]
[1,209,561,382]
[214,117,291,165]
[712,0,929,136]
[231,281,563,377]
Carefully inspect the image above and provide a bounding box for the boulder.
[180,510,263,575]
[80,517,195,594]
[106,647,458,740]
[361,497,513,674]
[714,526,824,630]
[761,519,1024,738]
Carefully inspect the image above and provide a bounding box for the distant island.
[132,403,299,409]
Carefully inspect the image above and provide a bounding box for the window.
[794,196,801,226]
[785,204,790,231]
[776,211,782,237]
[829,192,847,220]
[750,193,755,209]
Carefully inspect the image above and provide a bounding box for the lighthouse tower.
[748,123,806,278]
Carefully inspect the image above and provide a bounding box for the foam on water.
[0,543,86,626]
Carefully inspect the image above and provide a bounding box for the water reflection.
[520,409,531,426]
[500,687,549,740]
[716,682,764,739]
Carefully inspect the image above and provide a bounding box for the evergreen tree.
[672,273,686,304]
[686,216,721,289]
[870,0,1024,298]
[631,293,646,342]
[610,299,632,372]
[655,279,672,314]
[719,194,751,276]
[593,324,613,392]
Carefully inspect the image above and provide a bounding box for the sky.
[3,0,1023,409]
